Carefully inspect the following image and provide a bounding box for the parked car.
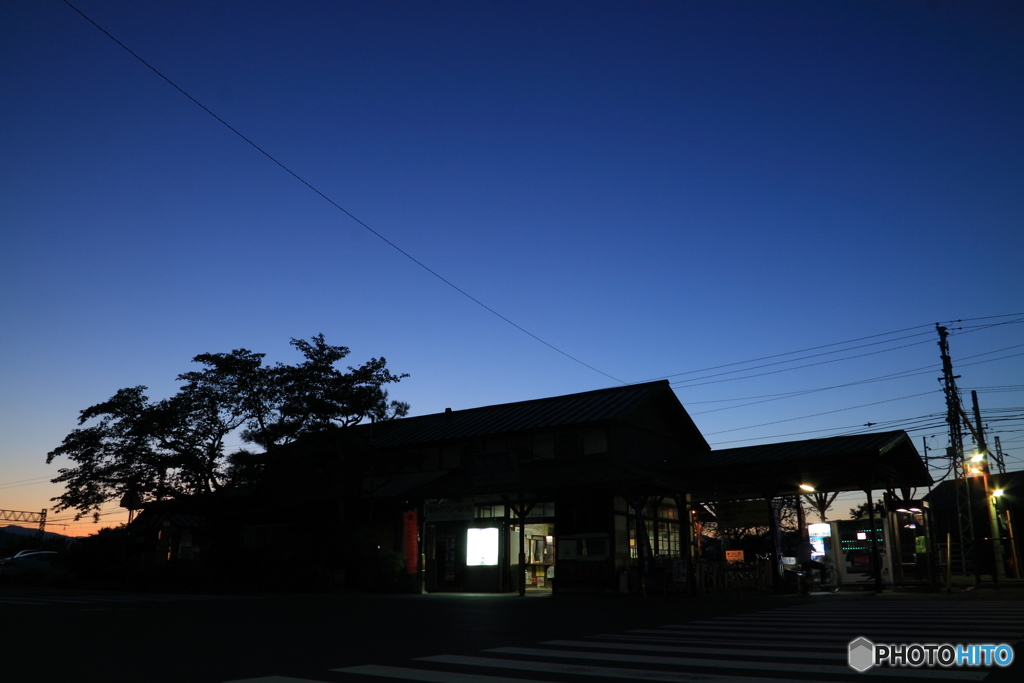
[0,551,71,583]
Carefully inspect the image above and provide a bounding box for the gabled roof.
[365,380,707,451]
[678,430,932,499]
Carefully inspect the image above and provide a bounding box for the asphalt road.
[2,586,1022,683]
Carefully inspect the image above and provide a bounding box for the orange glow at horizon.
[2,478,130,539]
[43,508,131,538]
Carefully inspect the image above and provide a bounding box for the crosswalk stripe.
[709,616,1024,624]
[483,646,988,680]
[689,620,1024,631]
[600,633,850,648]
[541,639,845,660]
[729,610,1024,614]
[707,610,1024,616]
[660,624,1022,637]
[334,663,553,682]
[624,629,1012,645]
[225,676,331,682]
[418,654,839,683]
[701,614,1024,624]
[321,600,1023,683]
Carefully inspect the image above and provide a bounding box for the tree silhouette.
[848,499,886,520]
[46,335,408,520]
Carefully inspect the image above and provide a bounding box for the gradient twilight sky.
[2,1,1022,536]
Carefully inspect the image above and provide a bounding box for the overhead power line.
[688,363,939,415]
[639,324,935,383]
[60,0,624,386]
[672,323,1024,391]
[653,313,1023,387]
[0,476,52,489]
[706,412,950,447]
[672,337,936,390]
[52,3,1024,396]
[702,389,942,436]
[688,341,1024,415]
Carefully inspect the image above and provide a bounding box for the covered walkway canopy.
[676,430,932,501]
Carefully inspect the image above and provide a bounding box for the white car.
[0,551,68,581]
[0,549,42,561]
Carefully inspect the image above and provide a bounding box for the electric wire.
[642,313,1022,387]
[43,507,126,525]
[965,385,1024,393]
[706,414,948,447]
[702,389,943,436]
[40,3,1024,528]
[49,0,1024,485]
[949,313,1024,323]
[50,4,1024,397]
[0,476,52,491]
[688,363,940,415]
[671,337,935,390]
[59,0,624,386]
[689,343,1024,425]
[648,327,935,384]
[685,361,937,404]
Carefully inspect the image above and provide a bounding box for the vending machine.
[807,522,834,562]
[830,519,893,588]
[804,520,893,589]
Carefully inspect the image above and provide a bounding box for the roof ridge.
[710,429,907,453]
[418,379,670,418]
[365,380,688,449]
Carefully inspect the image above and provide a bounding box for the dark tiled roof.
[679,430,932,497]
[365,380,702,449]
[703,431,918,468]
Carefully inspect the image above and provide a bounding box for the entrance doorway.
[523,523,555,591]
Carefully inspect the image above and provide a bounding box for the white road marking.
[420,654,842,683]
[541,639,843,660]
[334,663,556,682]
[484,646,988,680]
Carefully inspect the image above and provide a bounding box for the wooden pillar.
[866,489,884,594]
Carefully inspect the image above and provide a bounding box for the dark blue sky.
[2,1,1022,533]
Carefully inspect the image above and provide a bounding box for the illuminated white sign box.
[466,528,499,566]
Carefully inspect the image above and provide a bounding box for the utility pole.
[936,324,977,582]
[921,436,933,486]
[993,436,1007,475]
[971,390,1006,580]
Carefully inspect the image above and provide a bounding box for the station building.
[361,381,933,594]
